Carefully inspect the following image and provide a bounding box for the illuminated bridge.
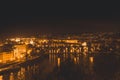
[33,39,102,55]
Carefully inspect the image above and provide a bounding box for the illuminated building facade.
[0,51,14,63]
[14,44,27,59]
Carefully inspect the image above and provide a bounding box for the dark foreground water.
[0,53,120,80]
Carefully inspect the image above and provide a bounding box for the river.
[0,52,120,80]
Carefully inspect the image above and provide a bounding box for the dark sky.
[0,1,120,37]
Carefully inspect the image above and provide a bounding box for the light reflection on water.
[0,75,3,80]
[0,53,120,80]
[89,57,94,63]
[57,58,61,67]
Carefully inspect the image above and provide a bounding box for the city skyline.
[0,1,120,80]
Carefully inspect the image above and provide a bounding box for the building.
[0,51,14,63]
[14,44,27,59]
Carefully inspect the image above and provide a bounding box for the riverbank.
[0,54,49,74]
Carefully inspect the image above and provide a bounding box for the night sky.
[0,1,120,37]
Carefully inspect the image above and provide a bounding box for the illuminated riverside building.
[14,44,27,59]
[0,44,32,63]
[0,51,14,63]
[0,45,27,63]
